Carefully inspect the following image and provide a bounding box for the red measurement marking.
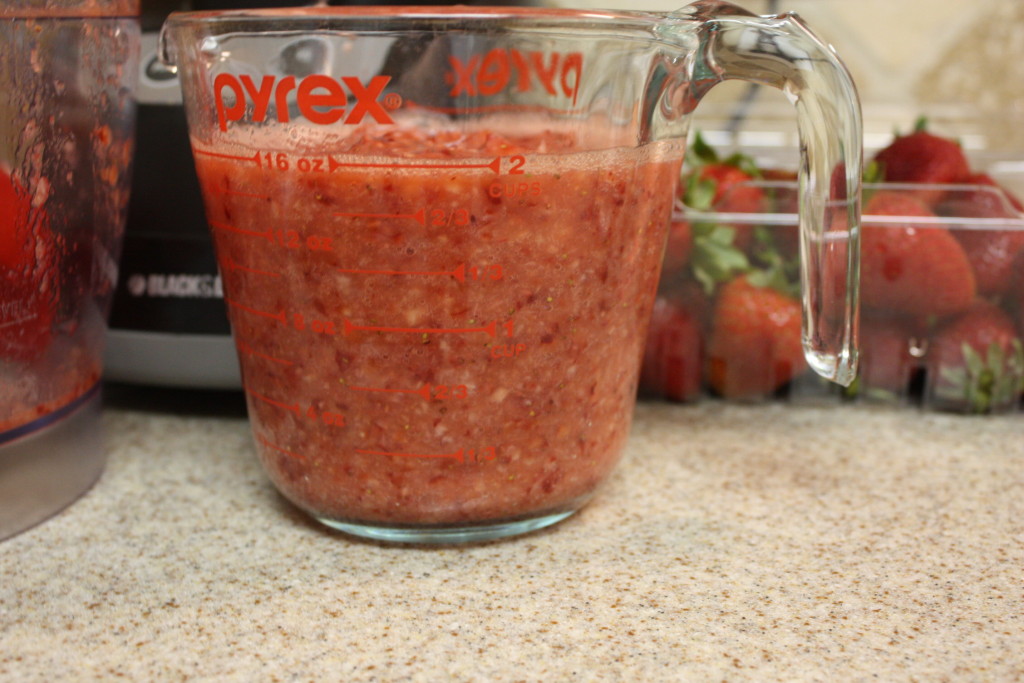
[335,207,426,225]
[220,256,280,278]
[235,338,293,366]
[224,297,287,325]
[193,147,262,167]
[209,220,273,242]
[246,388,301,415]
[257,434,306,461]
[336,263,466,282]
[328,155,501,174]
[343,319,498,338]
[205,184,270,200]
[349,383,432,401]
[356,447,466,464]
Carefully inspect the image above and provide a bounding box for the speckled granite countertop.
[2,387,1023,681]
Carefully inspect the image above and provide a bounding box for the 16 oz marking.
[260,152,327,173]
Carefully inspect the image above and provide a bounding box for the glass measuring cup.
[160,1,862,543]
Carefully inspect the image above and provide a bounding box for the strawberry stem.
[936,339,1024,413]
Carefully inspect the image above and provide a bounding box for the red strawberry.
[639,296,704,403]
[667,276,714,326]
[690,162,765,252]
[698,163,765,213]
[860,191,976,317]
[1014,269,1024,337]
[754,168,801,260]
[926,300,1024,413]
[682,134,766,252]
[855,314,923,396]
[939,173,1024,296]
[946,172,1024,212]
[1,168,57,364]
[705,274,806,399]
[761,168,799,211]
[661,219,693,278]
[872,123,970,205]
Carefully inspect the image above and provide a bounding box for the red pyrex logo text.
[214,74,394,131]
[212,49,583,131]
[446,49,582,105]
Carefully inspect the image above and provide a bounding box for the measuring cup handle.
[688,3,863,386]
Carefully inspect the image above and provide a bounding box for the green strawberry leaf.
[746,265,793,297]
[865,387,901,403]
[863,160,883,184]
[963,343,986,377]
[938,365,968,389]
[745,225,801,298]
[690,222,749,294]
[842,374,861,399]
[693,220,735,244]
[1003,340,1024,399]
[687,131,719,167]
[684,131,762,180]
[722,151,763,179]
[987,343,1005,374]
[683,174,718,210]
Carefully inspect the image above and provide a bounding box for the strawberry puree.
[196,125,682,530]
[0,169,100,438]
[0,354,101,436]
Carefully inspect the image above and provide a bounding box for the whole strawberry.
[759,168,800,258]
[661,219,693,281]
[939,173,1024,296]
[697,163,766,215]
[705,274,806,400]
[872,120,970,206]
[860,190,976,317]
[639,296,705,403]
[682,133,766,254]
[926,300,1024,413]
[1014,269,1024,338]
[854,314,923,398]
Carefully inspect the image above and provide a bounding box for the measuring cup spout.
[660,1,863,385]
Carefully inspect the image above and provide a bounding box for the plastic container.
[0,0,139,540]
[642,177,1024,414]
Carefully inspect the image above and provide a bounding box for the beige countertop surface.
[2,387,1023,681]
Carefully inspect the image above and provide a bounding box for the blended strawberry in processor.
[0,169,102,437]
[194,125,682,529]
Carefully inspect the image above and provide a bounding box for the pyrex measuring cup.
[160,1,862,543]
